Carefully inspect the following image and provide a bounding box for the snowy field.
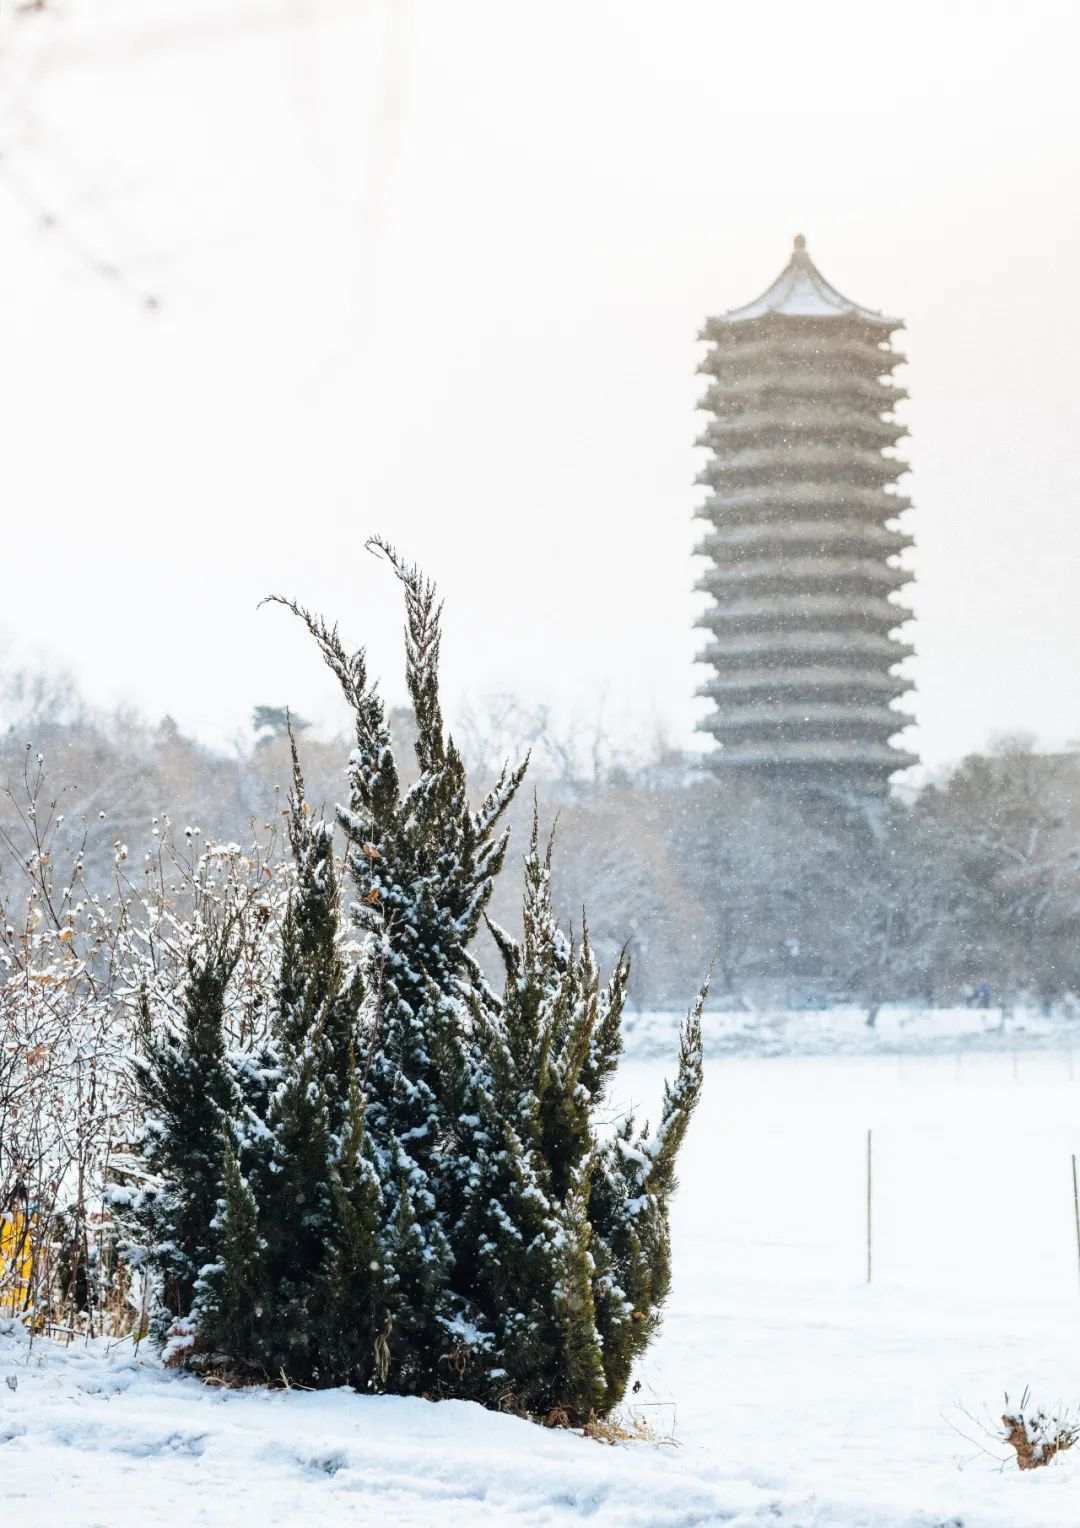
[5,1042,1080,1526]
[621,1002,1080,1060]
[621,1044,1080,1526]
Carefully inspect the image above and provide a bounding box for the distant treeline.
[2,670,1077,1018]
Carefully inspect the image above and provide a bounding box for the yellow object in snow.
[0,1212,33,1314]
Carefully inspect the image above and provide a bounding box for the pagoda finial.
[793,232,807,254]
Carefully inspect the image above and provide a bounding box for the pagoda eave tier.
[697,593,911,631]
[696,562,911,600]
[698,739,919,773]
[696,459,906,493]
[697,632,915,665]
[696,486,911,522]
[700,309,900,340]
[698,339,906,378]
[696,417,908,451]
[700,377,908,409]
[697,523,914,556]
[698,668,914,699]
[701,695,909,728]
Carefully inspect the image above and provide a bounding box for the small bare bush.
[1000,1389,1078,1471]
[581,1411,656,1446]
[0,748,293,1335]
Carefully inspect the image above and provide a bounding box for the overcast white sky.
[0,0,1077,775]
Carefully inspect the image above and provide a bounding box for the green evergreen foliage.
[131,540,703,1419]
[266,541,528,1391]
[131,932,240,1339]
[311,1067,387,1385]
[199,1135,267,1368]
[456,814,703,1419]
[194,734,382,1384]
[590,992,705,1406]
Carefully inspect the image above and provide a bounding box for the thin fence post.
[866,1128,873,1285]
[1072,1154,1080,1289]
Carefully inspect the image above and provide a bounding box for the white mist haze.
[0,0,1077,769]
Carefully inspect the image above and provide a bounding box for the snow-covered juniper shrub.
[128,541,703,1418]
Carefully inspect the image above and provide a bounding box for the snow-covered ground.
[5,1043,1080,1525]
[622,1002,1080,1060]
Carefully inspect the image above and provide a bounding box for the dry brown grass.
[581,1411,656,1446]
[532,1404,659,1445]
[1000,1390,1078,1471]
[1002,1415,1076,1470]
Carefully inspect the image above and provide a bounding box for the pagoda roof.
[712,236,900,329]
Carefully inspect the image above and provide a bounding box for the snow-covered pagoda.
[694,234,916,798]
